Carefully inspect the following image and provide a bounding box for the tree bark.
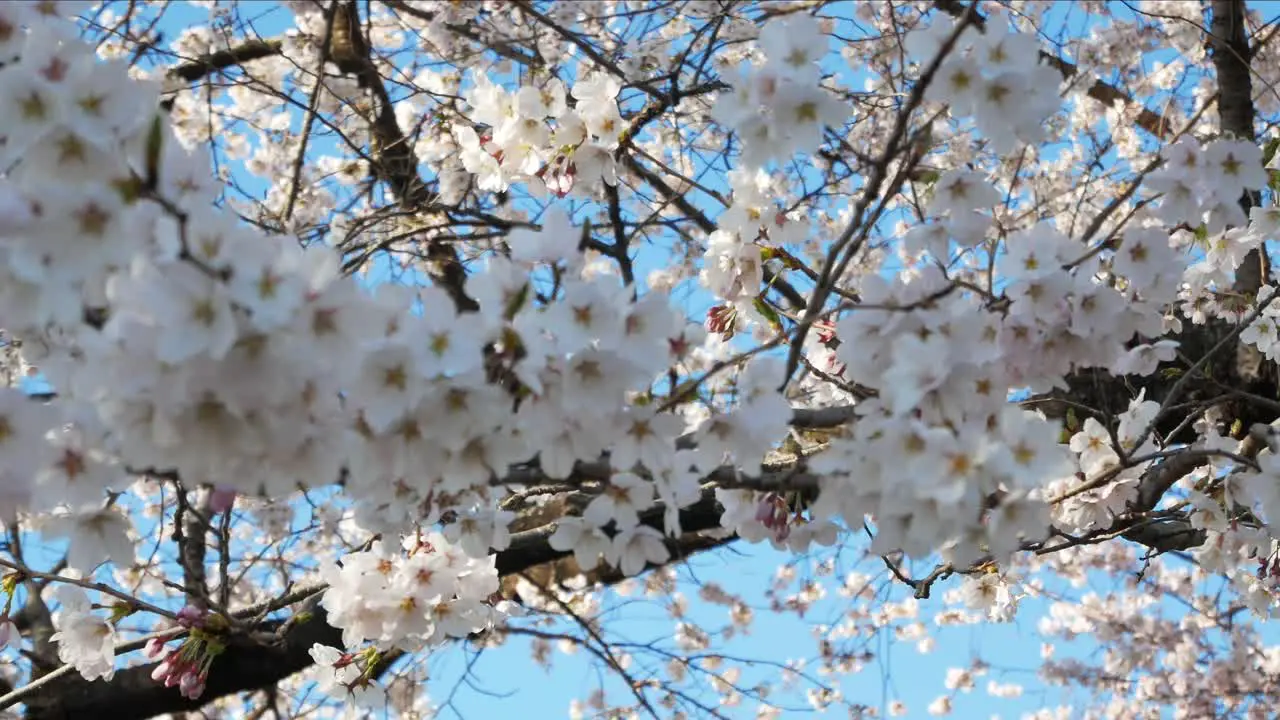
[1211,0,1267,294]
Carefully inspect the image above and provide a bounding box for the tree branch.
[167,39,283,83]
[19,488,739,720]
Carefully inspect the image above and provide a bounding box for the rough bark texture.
[167,40,283,83]
[1211,0,1268,294]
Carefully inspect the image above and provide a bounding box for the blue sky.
[13,1,1280,718]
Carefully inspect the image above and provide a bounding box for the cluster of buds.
[324,645,386,697]
[812,320,840,349]
[706,304,738,339]
[754,493,793,542]
[1256,553,1280,587]
[810,319,847,376]
[146,606,228,700]
[535,153,577,198]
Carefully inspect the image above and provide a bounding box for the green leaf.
[111,174,145,204]
[1262,137,1280,168]
[0,571,21,596]
[144,113,164,190]
[753,297,783,332]
[1265,138,1280,192]
[914,168,941,186]
[108,601,137,624]
[503,283,530,320]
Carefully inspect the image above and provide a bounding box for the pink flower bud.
[753,499,774,525]
[0,619,16,649]
[144,636,169,659]
[207,486,237,514]
[179,670,199,695]
[774,522,791,542]
[176,604,206,629]
[151,658,173,682]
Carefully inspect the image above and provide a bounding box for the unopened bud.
[207,486,236,514]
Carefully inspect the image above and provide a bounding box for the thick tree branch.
[18,403,860,718]
[167,39,283,83]
[20,490,739,720]
[172,485,211,612]
[332,0,476,312]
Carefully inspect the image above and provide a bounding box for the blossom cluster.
[1150,136,1267,236]
[0,3,733,692]
[9,1,1280,714]
[145,605,225,700]
[906,13,1061,154]
[700,169,814,332]
[317,536,506,655]
[710,14,847,167]
[448,70,620,202]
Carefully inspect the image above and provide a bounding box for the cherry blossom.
[0,2,1275,718]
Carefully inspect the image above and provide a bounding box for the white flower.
[453,124,506,192]
[50,611,116,682]
[989,408,1072,486]
[1203,139,1267,202]
[45,508,134,572]
[927,170,1000,217]
[758,14,826,72]
[959,573,1018,621]
[351,340,423,433]
[442,508,515,559]
[548,516,611,571]
[33,420,120,511]
[310,644,360,694]
[930,57,983,116]
[62,56,156,146]
[509,206,580,265]
[120,261,239,364]
[228,243,306,331]
[571,73,621,106]
[1069,417,1119,474]
[584,473,654,530]
[1187,489,1229,532]
[609,408,683,473]
[1113,340,1180,377]
[608,524,669,576]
